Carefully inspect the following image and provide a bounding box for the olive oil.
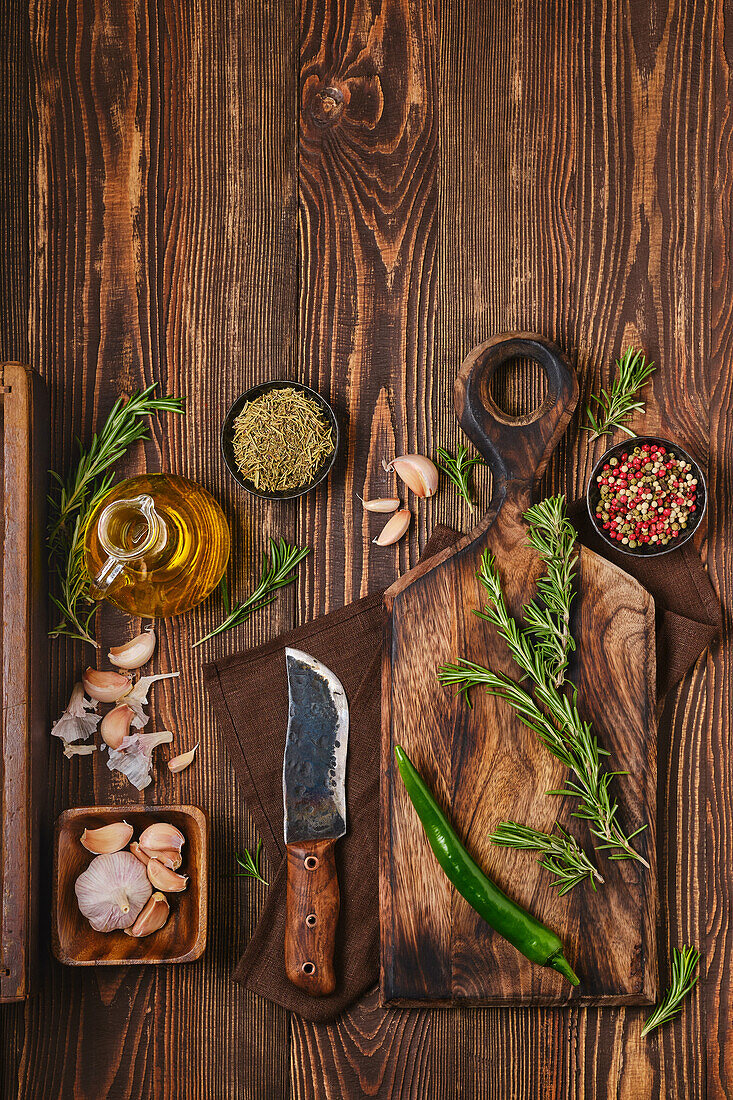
[84,473,230,618]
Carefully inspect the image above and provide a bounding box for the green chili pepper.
[395,745,580,987]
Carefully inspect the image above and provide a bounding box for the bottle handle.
[88,554,126,600]
[88,494,166,601]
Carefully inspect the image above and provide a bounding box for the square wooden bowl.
[53,805,207,966]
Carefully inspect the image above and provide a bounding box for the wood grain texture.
[382,336,658,1005]
[0,364,48,1003]
[285,838,340,996]
[1,0,297,1096]
[0,0,727,1095]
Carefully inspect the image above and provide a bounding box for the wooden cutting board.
[1,363,48,1002]
[380,334,658,1006]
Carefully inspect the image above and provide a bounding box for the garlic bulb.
[373,509,411,546]
[75,852,152,932]
[108,626,157,670]
[383,455,439,498]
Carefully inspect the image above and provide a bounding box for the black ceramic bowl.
[221,380,339,501]
[586,435,706,557]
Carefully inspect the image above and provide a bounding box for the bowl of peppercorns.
[587,436,706,556]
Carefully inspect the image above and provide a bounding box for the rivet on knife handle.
[285,838,339,995]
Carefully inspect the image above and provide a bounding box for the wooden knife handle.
[454,332,578,497]
[285,838,339,995]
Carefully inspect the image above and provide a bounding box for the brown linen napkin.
[204,515,720,1023]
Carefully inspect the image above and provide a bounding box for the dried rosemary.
[232,387,334,493]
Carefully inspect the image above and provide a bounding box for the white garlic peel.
[108,626,157,670]
[357,495,401,513]
[52,682,100,744]
[373,509,411,546]
[383,455,439,498]
[75,852,152,932]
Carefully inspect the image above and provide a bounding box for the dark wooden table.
[1,0,729,1096]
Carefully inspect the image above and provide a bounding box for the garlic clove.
[108,626,157,670]
[167,744,198,774]
[147,858,188,893]
[140,847,182,870]
[75,851,152,932]
[383,455,439,498]
[82,668,132,703]
[100,704,136,749]
[373,509,411,546]
[357,495,401,513]
[138,822,185,853]
[124,891,169,937]
[129,841,150,866]
[80,820,134,854]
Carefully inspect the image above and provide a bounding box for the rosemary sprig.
[47,384,185,645]
[436,445,485,509]
[641,946,700,1036]
[232,840,269,886]
[489,821,604,896]
[192,537,309,648]
[583,346,656,441]
[521,498,577,688]
[438,497,649,869]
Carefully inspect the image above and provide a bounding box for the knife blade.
[283,648,348,995]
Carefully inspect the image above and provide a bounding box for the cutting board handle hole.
[304,855,319,870]
[305,913,317,927]
[487,356,550,422]
[302,962,316,975]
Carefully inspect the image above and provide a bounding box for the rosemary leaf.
[583,346,656,441]
[436,445,485,509]
[438,495,649,869]
[641,946,700,1036]
[47,384,185,646]
[231,839,269,886]
[192,537,309,648]
[489,821,604,896]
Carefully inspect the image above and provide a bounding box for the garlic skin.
[100,704,136,749]
[147,859,188,893]
[52,682,100,744]
[125,892,169,937]
[383,455,439,498]
[82,668,132,703]
[373,510,411,546]
[357,495,401,513]
[167,744,198,774]
[106,731,173,790]
[139,822,185,853]
[80,821,134,854]
[75,852,152,932]
[108,626,157,670]
[64,743,97,759]
[122,672,179,724]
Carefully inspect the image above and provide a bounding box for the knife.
[283,648,349,995]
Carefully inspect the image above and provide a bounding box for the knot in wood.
[309,85,345,128]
